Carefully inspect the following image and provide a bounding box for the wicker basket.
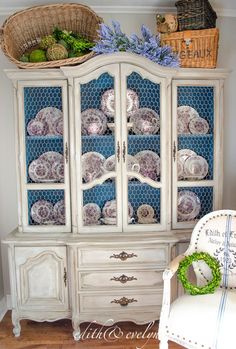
[162,28,219,68]
[175,0,217,31]
[0,3,102,69]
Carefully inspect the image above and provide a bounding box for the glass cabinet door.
[121,64,170,232]
[18,81,71,233]
[75,66,123,233]
[172,80,221,229]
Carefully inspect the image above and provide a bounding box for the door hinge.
[117,141,120,163]
[64,267,67,287]
[65,142,69,164]
[122,141,126,163]
[173,141,177,162]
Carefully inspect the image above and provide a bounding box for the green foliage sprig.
[177,252,221,295]
[53,27,94,53]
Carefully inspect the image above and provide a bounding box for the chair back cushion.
[186,210,236,288]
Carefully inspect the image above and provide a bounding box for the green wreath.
[177,252,221,295]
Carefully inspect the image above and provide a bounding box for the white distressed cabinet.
[3,53,228,339]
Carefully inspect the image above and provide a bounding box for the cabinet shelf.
[178,134,213,138]
[82,134,114,141]
[27,135,63,141]
[26,183,65,190]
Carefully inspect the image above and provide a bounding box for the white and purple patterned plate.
[83,203,101,225]
[189,116,210,135]
[28,159,52,183]
[53,199,65,224]
[177,149,197,179]
[101,89,139,118]
[31,200,54,224]
[137,204,156,224]
[177,190,201,221]
[103,155,116,172]
[135,150,160,181]
[102,200,134,220]
[130,108,160,135]
[81,109,107,135]
[39,151,63,165]
[104,154,140,178]
[36,107,63,135]
[184,155,209,180]
[51,161,64,182]
[102,199,117,219]
[53,117,63,136]
[177,106,199,134]
[27,119,48,136]
[102,216,117,225]
[81,152,105,183]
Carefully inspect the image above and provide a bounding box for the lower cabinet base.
[11,310,160,339]
[5,232,180,339]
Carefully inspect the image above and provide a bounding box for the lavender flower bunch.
[92,21,179,68]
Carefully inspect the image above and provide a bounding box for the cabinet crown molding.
[5,53,229,81]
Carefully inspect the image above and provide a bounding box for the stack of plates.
[177,191,201,222]
[31,199,65,225]
[81,109,107,135]
[27,107,63,136]
[28,151,64,183]
[177,106,209,135]
[101,89,139,118]
[177,149,209,180]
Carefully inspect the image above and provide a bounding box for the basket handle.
[0,27,4,47]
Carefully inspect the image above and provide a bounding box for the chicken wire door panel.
[18,80,71,233]
[74,65,123,233]
[27,190,67,229]
[176,186,214,228]
[172,80,222,229]
[120,64,170,232]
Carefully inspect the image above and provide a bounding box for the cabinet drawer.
[79,270,163,290]
[80,291,163,312]
[78,246,169,269]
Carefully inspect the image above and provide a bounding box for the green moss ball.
[19,54,29,62]
[29,49,47,63]
[40,35,57,50]
[47,44,68,61]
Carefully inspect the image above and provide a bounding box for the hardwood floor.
[0,311,184,349]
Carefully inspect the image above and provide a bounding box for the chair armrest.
[165,254,186,278]
[159,254,185,335]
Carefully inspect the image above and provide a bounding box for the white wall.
[0,10,236,297]
[216,17,236,209]
[0,34,18,296]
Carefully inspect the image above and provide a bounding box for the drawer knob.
[109,251,137,261]
[111,296,138,307]
[110,274,137,284]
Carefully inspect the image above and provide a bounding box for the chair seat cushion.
[166,289,236,349]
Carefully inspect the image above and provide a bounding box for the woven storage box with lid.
[0,3,102,69]
[162,28,219,68]
[175,0,217,31]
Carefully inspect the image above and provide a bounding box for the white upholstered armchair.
[158,210,236,349]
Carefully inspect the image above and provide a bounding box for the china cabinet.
[2,53,228,339]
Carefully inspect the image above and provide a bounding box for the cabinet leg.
[72,316,80,341]
[12,310,21,337]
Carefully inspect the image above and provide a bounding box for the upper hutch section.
[5,52,228,234]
